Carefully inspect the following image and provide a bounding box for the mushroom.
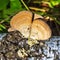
[30,19,51,40]
[8,11,32,38]
[8,11,51,40]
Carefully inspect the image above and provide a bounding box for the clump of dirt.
[0,31,46,60]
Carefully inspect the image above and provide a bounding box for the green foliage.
[0,0,24,32]
[49,0,60,8]
[7,0,23,14]
[0,0,9,10]
[2,0,23,17]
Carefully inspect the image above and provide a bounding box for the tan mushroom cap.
[30,19,51,40]
[8,11,51,40]
[8,11,32,38]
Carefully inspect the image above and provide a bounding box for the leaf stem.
[21,0,30,11]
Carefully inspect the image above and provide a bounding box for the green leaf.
[50,0,59,6]
[3,0,23,16]
[9,0,22,13]
[0,0,9,10]
[0,0,23,20]
[47,2,53,8]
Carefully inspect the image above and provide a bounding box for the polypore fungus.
[8,11,51,40]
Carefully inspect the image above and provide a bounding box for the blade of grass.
[0,24,6,29]
[0,17,10,24]
[54,18,60,25]
[20,0,30,11]
[29,7,46,12]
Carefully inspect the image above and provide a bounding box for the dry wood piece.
[8,11,52,40]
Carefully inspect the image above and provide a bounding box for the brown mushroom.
[30,19,51,40]
[8,11,32,38]
[8,11,51,40]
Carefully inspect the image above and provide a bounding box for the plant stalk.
[21,0,30,11]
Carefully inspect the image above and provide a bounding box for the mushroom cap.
[30,19,51,40]
[10,11,32,30]
[9,11,32,38]
[8,11,51,40]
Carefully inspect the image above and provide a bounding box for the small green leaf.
[9,0,22,13]
[48,2,53,8]
[3,0,23,16]
[50,0,59,6]
[0,0,9,10]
